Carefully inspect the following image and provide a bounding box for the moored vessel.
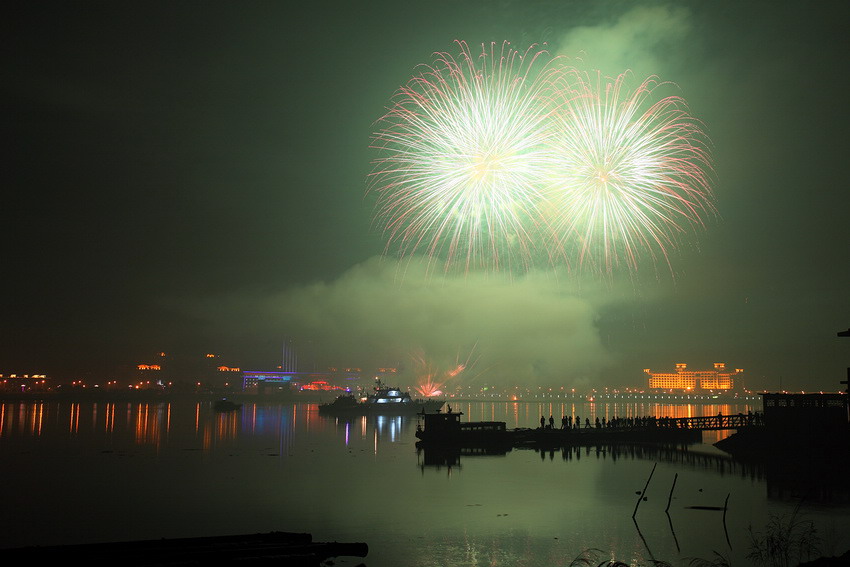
[415,407,509,448]
[318,382,443,416]
[213,399,242,412]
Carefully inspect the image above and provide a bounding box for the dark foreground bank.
[0,531,368,566]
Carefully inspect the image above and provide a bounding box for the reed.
[687,552,731,566]
[573,503,824,567]
[746,506,821,567]
[567,548,603,566]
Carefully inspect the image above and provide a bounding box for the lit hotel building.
[644,363,742,391]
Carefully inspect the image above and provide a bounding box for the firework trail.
[369,40,565,272]
[545,70,714,274]
[369,41,714,276]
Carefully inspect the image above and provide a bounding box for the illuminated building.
[242,367,399,393]
[0,373,51,392]
[242,371,348,392]
[242,371,297,391]
[644,363,742,391]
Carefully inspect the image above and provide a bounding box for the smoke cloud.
[555,3,693,80]
[172,4,706,390]
[191,257,615,389]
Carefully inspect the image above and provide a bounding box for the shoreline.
[0,391,765,405]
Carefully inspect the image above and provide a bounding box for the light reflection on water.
[0,400,758,443]
[0,398,847,567]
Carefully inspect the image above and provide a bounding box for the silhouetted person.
[585,417,590,428]
[595,417,600,428]
[574,415,580,429]
[540,416,545,429]
[549,415,554,429]
[561,415,567,429]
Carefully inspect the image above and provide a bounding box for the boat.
[318,393,361,414]
[213,399,242,412]
[318,382,443,417]
[414,407,509,448]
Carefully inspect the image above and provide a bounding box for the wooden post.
[665,472,681,552]
[838,328,849,422]
[632,462,657,518]
[665,472,678,513]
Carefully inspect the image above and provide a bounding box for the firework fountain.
[411,349,480,397]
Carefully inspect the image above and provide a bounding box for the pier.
[654,412,760,431]
[416,410,763,450]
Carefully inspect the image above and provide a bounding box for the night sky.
[4,1,849,391]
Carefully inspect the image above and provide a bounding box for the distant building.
[242,371,300,392]
[242,367,400,394]
[761,392,848,434]
[242,370,351,393]
[0,373,51,392]
[645,363,742,391]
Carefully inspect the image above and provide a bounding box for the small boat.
[317,393,361,415]
[213,399,242,412]
[318,381,443,417]
[415,407,509,448]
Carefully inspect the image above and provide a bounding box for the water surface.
[1,399,846,566]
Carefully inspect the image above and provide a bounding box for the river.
[0,398,847,566]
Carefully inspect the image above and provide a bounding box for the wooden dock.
[416,410,762,450]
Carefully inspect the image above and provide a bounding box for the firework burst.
[369,40,565,272]
[369,41,714,277]
[545,70,715,273]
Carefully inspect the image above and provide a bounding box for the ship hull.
[318,399,443,417]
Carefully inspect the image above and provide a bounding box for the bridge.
[507,413,762,448]
[562,413,762,433]
[655,413,761,431]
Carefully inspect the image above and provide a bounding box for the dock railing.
[657,413,761,431]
